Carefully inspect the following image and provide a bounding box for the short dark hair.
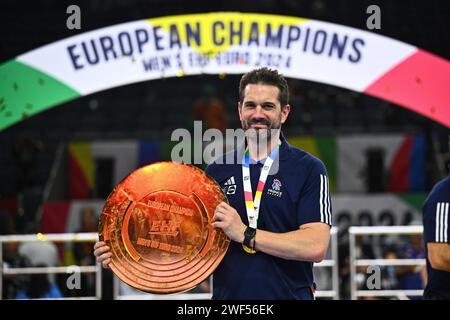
[239,67,289,108]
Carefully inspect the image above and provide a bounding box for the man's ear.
[281,104,291,124]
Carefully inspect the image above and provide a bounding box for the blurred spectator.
[381,246,400,291]
[18,232,59,269]
[14,223,62,299]
[396,234,425,299]
[354,244,377,294]
[16,223,60,289]
[15,264,62,299]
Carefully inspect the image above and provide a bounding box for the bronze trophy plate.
[98,162,229,294]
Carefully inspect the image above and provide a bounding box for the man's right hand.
[93,241,112,268]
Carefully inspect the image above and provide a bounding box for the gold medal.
[242,244,256,254]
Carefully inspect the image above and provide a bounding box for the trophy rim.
[98,161,230,294]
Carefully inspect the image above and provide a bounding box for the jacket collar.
[279,131,290,161]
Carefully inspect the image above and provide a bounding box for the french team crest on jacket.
[268,179,282,197]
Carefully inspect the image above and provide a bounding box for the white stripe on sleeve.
[324,175,329,224]
[440,203,445,242]
[435,202,441,242]
[320,174,331,225]
[326,176,332,225]
[325,175,330,224]
[444,202,449,243]
[320,175,324,223]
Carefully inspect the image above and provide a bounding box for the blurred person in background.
[396,234,425,299]
[381,246,400,292]
[15,264,62,299]
[16,224,62,298]
[18,224,59,269]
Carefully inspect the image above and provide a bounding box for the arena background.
[0,0,449,301]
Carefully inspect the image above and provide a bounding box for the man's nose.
[252,105,265,116]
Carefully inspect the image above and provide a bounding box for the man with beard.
[205,67,332,299]
[93,67,332,300]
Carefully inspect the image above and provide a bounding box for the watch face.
[245,227,256,237]
[244,227,256,246]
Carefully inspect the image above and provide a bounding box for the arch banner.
[1,12,449,131]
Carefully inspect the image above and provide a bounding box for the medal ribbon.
[242,140,280,229]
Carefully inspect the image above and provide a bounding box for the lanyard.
[241,140,280,229]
